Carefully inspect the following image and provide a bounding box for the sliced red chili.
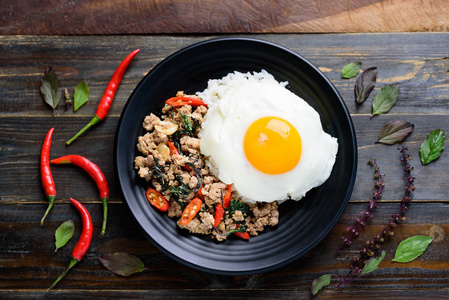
[167,140,191,172]
[180,197,202,226]
[146,188,169,212]
[166,96,207,108]
[167,140,180,155]
[222,184,232,209]
[197,184,204,200]
[213,203,225,228]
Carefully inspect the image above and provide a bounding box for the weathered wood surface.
[1,34,449,298]
[1,0,449,34]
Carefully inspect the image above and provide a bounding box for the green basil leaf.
[354,67,377,108]
[376,120,414,145]
[392,235,432,263]
[40,67,61,116]
[55,220,75,252]
[342,62,362,79]
[311,274,332,296]
[419,129,445,165]
[372,84,399,117]
[73,81,89,111]
[98,252,147,276]
[361,251,385,275]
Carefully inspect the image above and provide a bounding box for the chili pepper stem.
[47,257,79,291]
[66,115,101,145]
[101,197,108,235]
[40,195,56,225]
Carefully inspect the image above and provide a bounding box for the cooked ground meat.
[134,92,279,241]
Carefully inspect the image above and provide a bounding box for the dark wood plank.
[0,202,448,296]
[1,0,449,34]
[1,34,448,119]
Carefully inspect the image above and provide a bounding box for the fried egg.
[198,70,338,203]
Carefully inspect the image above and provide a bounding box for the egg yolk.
[244,116,302,174]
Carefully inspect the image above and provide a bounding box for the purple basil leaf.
[376,120,414,145]
[354,67,378,109]
[40,66,61,116]
[98,252,147,276]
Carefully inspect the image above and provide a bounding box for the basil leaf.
[376,120,414,145]
[419,129,445,165]
[311,274,332,295]
[392,235,432,263]
[54,220,75,252]
[40,67,61,116]
[354,67,377,109]
[342,62,362,79]
[73,81,89,111]
[98,252,147,276]
[372,84,399,117]
[361,251,385,275]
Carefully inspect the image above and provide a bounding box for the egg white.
[198,71,338,203]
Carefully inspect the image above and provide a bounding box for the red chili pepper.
[234,230,250,240]
[166,96,208,108]
[180,197,202,226]
[51,155,109,235]
[40,127,56,225]
[213,203,225,228]
[197,184,204,200]
[48,198,93,290]
[167,140,191,172]
[167,140,180,156]
[66,49,140,145]
[222,184,232,209]
[146,188,169,212]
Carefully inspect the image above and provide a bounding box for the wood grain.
[1,33,449,298]
[0,203,448,294]
[1,0,449,34]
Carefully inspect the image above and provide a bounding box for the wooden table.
[2,1,449,299]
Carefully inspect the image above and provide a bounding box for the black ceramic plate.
[115,37,357,275]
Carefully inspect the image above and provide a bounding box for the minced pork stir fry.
[134,92,279,241]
